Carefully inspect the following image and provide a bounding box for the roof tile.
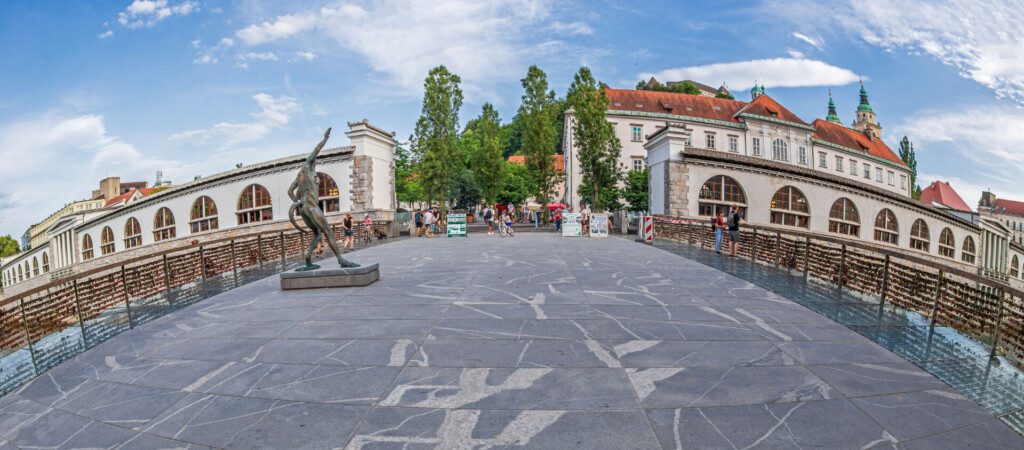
[812,119,905,166]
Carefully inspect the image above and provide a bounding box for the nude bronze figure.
[289,128,359,270]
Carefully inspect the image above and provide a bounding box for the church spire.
[857,79,873,113]
[852,79,881,139]
[825,89,842,124]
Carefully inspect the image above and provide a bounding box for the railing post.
[120,265,134,328]
[162,254,171,290]
[928,270,944,329]
[879,254,891,311]
[279,232,286,264]
[229,239,238,280]
[19,299,39,376]
[803,237,812,281]
[72,279,88,347]
[838,244,847,289]
[990,290,1008,359]
[751,228,758,262]
[198,245,208,281]
[256,234,263,268]
[773,232,782,266]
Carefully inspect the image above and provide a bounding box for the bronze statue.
[289,128,359,270]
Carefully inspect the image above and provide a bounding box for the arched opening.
[828,198,860,236]
[100,227,115,255]
[769,186,809,228]
[17,265,23,282]
[938,228,955,259]
[32,257,39,276]
[190,196,219,233]
[698,175,747,217]
[237,184,272,224]
[82,234,95,260]
[1011,255,1020,278]
[124,218,142,249]
[874,209,899,245]
[962,236,976,264]
[41,252,49,273]
[910,219,930,252]
[318,172,340,213]
[771,139,788,161]
[153,207,176,241]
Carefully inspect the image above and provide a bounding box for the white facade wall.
[1,244,49,288]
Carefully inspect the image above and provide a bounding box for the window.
[32,257,39,276]
[938,228,955,258]
[705,132,716,149]
[124,217,142,249]
[82,234,94,260]
[153,207,176,241]
[888,171,895,186]
[863,164,871,179]
[190,196,219,233]
[752,138,761,156]
[828,198,860,236]
[698,175,747,217]
[900,175,907,189]
[849,160,858,176]
[237,184,273,224]
[771,139,788,161]
[799,147,807,165]
[1010,256,1020,278]
[876,167,883,182]
[17,266,23,282]
[910,219,930,252]
[874,209,899,245]
[728,136,738,152]
[41,253,48,273]
[317,173,341,212]
[684,137,692,146]
[769,186,810,228]
[100,227,115,255]
[818,152,827,168]
[835,156,844,172]
[632,158,645,172]
[962,237,976,264]
[631,126,643,142]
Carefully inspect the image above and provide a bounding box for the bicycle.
[358,226,374,245]
[497,221,515,237]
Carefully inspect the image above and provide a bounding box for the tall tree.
[412,65,463,218]
[567,66,623,212]
[623,169,649,212]
[461,103,506,205]
[0,235,19,258]
[518,65,560,221]
[899,136,922,199]
[394,140,424,207]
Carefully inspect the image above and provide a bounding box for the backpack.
[729,212,741,229]
[415,212,423,222]
[484,209,493,220]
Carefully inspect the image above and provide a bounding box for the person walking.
[484,206,494,235]
[728,204,743,257]
[554,208,563,233]
[415,209,424,237]
[343,212,355,250]
[423,208,434,238]
[713,211,726,254]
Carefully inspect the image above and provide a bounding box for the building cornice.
[735,112,816,131]
[811,137,907,171]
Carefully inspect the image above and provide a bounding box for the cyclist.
[363,214,373,239]
[501,211,514,236]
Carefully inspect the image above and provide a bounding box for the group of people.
[314,212,375,257]
[414,208,441,237]
[481,206,514,235]
[711,204,744,256]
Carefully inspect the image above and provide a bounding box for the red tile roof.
[508,155,565,172]
[811,119,906,166]
[734,95,809,126]
[920,181,972,212]
[103,187,163,208]
[604,88,746,123]
[995,198,1024,217]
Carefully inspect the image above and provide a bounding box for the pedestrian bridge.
[1,234,1022,448]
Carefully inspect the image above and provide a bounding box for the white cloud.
[219,37,234,47]
[295,51,317,61]
[117,0,197,29]
[192,37,235,65]
[238,52,278,62]
[98,30,114,39]
[169,93,300,147]
[640,57,859,90]
[786,49,805,59]
[791,32,824,51]
[235,12,317,45]
[549,21,593,36]
[193,54,217,64]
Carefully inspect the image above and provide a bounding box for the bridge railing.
[653,215,1024,364]
[0,224,371,394]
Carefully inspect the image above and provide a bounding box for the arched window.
[770,186,809,228]
[962,236,976,264]
[190,196,218,233]
[828,198,860,236]
[32,257,39,276]
[237,184,272,224]
[17,265,23,282]
[23,262,29,279]
[938,228,955,259]
[698,175,747,217]
[874,209,899,245]
[1011,255,1020,278]
[41,253,49,273]
[771,139,788,161]
[82,234,95,260]
[124,218,142,249]
[153,207,176,241]
[100,227,115,255]
[910,219,930,252]
[318,172,340,213]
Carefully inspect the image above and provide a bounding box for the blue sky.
[1,0,1022,238]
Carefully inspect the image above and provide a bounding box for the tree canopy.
[623,169,649,212]
[567,66,622,212]
[899,136,922,199]
[0,235,19,258]
[412,65,463,216]
[461,103,506,205]
[518,65,560,220]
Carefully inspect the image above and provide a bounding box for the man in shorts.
[728,204,743,257]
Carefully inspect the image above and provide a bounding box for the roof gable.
[812,119,905,166]
[921,181,972,212]
[734,95,809,126]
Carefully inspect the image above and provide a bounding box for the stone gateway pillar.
[346,119,398,220]
[644,123,692,217]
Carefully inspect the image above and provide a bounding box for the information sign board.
[446,213,467,237]
[562,213,582,237]
[590,213,609,238]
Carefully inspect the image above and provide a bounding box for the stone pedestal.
[280,263,380,290]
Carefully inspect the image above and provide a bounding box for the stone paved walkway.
[1,234,1022,449]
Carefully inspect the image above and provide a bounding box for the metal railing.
[653,215,1024,364]
[0,224,384,395]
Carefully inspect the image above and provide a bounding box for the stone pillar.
[643,123,691,216]
[346,119,398,220]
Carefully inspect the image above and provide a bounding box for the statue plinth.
[280,263,380,290]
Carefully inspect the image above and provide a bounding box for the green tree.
[518,65,560,221]
[580,180,622,212]
[567,66,623,212]
[448,169,481,211]
[899,136,922,199]
[0,234,19,258]
[394,141,425,206]
[412,65,463,218]
[461,103,506,205]
[497,162,535,206]
[623,169,649,212]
